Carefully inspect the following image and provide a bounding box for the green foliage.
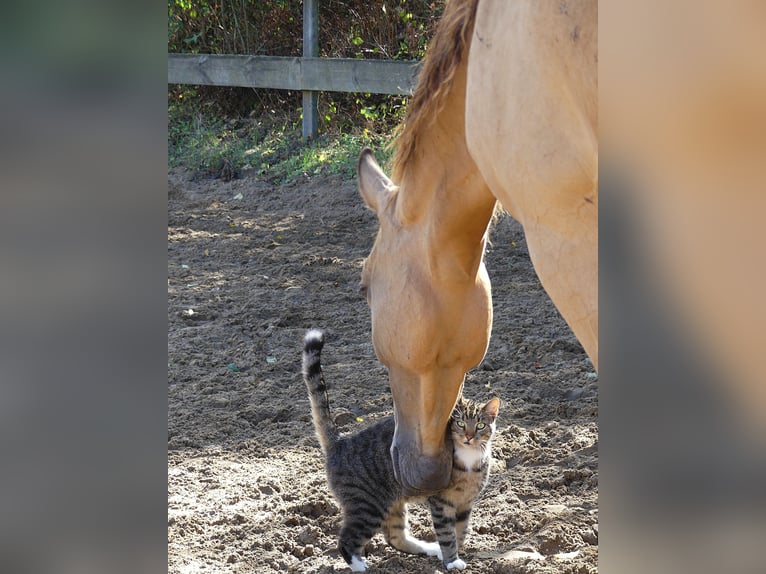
[168,0,301,55]
[168,1,444,178]
[169,87,394,183]
[168,1,442,59]
[168,1,443,124]
[276,131,394,182]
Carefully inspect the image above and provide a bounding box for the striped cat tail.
[302,329,339,454]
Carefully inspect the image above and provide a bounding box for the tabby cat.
[302,329,499,571]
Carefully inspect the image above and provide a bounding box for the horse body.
[466,0,598,366]
[358,0,598,493]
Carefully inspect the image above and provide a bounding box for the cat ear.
[483,397,500,419]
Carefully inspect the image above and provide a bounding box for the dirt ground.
[168,167,598,574]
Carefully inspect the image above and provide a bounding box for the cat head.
[449,397,500,448]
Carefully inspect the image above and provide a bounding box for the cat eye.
[476,422,486,430]
[456,421,466,428]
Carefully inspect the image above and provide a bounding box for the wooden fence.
[167,0,420,138]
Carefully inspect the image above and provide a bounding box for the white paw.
[349,555,367,571]
[419,541,442,559]
[446,558,467,570]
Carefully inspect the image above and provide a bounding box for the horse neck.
[426,160,495,282]
[397,62,496,281]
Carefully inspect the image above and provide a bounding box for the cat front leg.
[455,506,472,550]
[428,495,467,570]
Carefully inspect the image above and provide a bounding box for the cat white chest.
[455,444,485,469]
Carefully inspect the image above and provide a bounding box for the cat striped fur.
[302,329,499,571]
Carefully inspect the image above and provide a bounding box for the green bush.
[168,1,441,60]
[168,1,444,176]
[169,86,394,182]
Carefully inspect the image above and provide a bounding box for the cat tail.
[302,329,339,454]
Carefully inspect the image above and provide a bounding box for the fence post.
[303,0,319,139]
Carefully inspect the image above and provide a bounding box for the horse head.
[357,149,494,494]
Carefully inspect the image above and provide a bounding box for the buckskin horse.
[357,0,597,493]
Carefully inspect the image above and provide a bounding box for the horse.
[357,0,597,494]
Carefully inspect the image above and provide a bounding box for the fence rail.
[168,0,421,138]
[168,53,419,138]
[168,54,420,96]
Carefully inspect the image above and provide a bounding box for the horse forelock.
[391,0,479,183]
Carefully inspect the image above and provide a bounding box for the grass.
[169,93,397,183]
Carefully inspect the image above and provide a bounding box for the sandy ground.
[168,167,598,573]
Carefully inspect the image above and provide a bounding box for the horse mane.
[391,0,479,183]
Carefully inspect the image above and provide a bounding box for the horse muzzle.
[391,434,453,494]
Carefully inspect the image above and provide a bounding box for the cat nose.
[465,433,474,440]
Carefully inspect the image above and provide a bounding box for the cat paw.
[349,555,367,572]
[417,541,442,559]
[446,558,467,570]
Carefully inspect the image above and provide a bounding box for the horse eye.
[476,422,486,430]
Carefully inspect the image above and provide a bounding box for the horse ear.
[358,148,395,215]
